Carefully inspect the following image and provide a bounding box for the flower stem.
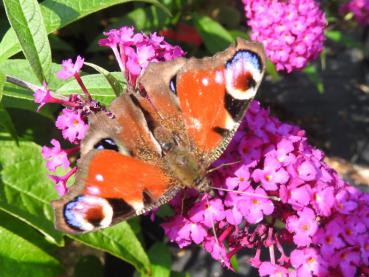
[74,73,92,101]
[6,75,39,91]
[65,146,80,155]
[211,186,281,201]
[219,226,234,243]
[65,167,77,180]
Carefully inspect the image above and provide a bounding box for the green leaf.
[74,255,103,277]
[85,62,125,97]
[0,0,171,62]
[142,242,171,277]
[0,104,18,143]
[171,272,192,277]
[265,59,281,81]
[0,71,4,103]
[3,0,52,83]
[57,72,126,106]
[0,211,63,277]
[303,64,324,94]
[230,255,239,272]
[71,222,151,274]
[0,59,63,89]
[193,14,233,54]
[228,30,249,41]
[0,59,62,118]
[0,210,60,257]
[325,30,363,50]
[0,141,64,245]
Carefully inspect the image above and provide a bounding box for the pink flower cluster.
[162,101,369,276]
[31,27,184,196]
[99,26,184,87]
[36,56,92,195]
[341,0,369,26]
[242,0,326,73]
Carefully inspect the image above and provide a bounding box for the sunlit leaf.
[0,71,4,103]
[0,211,63,277]
[85,62,125,97]
[3,0,52,82]
[0,141,64,245]
[141,242,171,277]
[0,0,171,62]
[71,222,151,274]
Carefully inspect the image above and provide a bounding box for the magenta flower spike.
[242,0,327,72]
[99,26,185,88]
[161,99,369,275]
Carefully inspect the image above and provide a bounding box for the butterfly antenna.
[205,194,221,251]
[210,186,281,202]
[145,94,165,121]
[206,160,242,174]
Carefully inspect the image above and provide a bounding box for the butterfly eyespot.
[169,75,177,94]
[94,138,119,151]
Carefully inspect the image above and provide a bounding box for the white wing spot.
[188,117,202,130]
[87,186,100,195]
[96,174,104,182]
[202,78,209,86]
[215,71,224,84]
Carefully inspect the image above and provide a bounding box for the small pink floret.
[57,55,85,80]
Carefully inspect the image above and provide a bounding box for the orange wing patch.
[83,150,171,206]
[176,66,229,152]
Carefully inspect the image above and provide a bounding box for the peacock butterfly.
[52,38,266,234]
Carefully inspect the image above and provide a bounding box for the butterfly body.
[52,38,266,234]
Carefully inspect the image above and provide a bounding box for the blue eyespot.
[94,138,119,151]
[226,50,262,72]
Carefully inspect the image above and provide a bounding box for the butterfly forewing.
[175,39,265,165]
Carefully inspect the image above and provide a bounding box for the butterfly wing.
[52,94,180,234]
[139,38,266,165]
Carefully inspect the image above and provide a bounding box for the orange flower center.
[301,223,310,231]
[345,228,352,236]
[325,236,333,244]
[307,257,316,265]
[251,199,259,205]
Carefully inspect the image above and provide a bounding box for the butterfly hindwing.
[52,95,180,234]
